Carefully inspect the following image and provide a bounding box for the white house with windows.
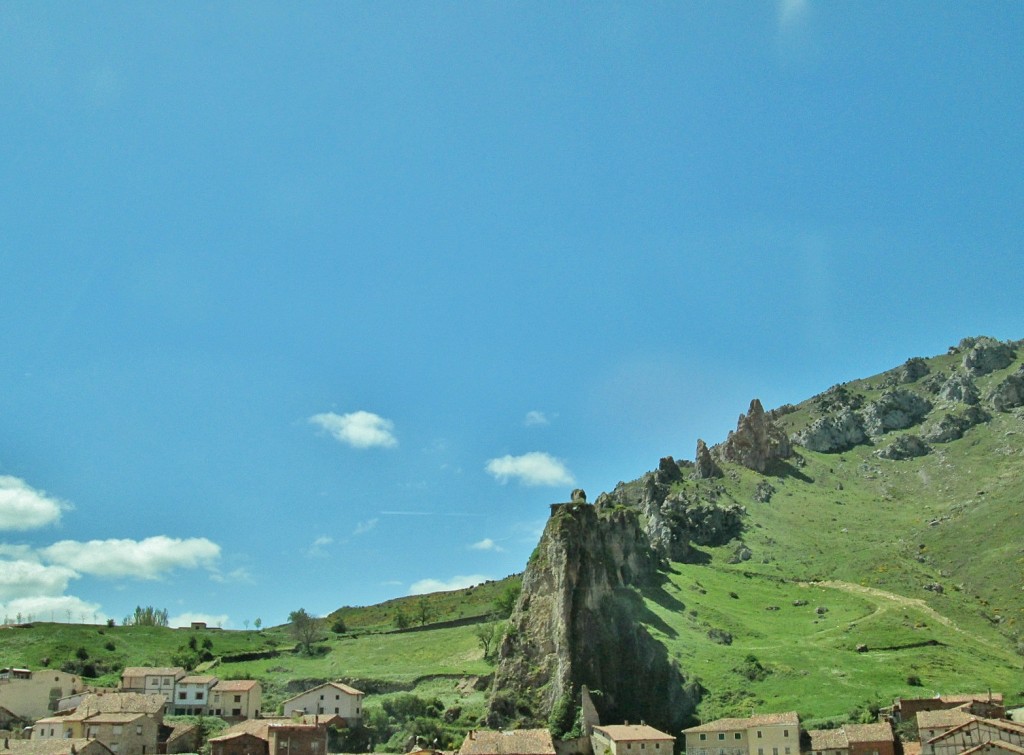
[172,675,217,716]
[281,682,363,725]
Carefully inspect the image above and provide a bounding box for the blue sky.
[2,2,1022,629]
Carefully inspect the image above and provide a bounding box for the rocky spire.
[715,398,792,473]
[693,439,721,479]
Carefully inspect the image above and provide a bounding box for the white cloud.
[523,410,549,427]
[1,594,105,624]
[0,476,70,530]
[485,452,575,487]
[469,538,503,552]
[0,559,78,600]
[310,411,398,449]
[210,567,253,584]
[41,536,220,579]
[169,612,229,629]
[409,574,491,595]
[354,518,378,535]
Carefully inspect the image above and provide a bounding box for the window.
[700,735,707,742]
[735,734,742,740]
[137,726,143,735]
[320,694,324,700]
[179,692,187,700]
[758,749,763,755]
[627,745,632,750]
[757,732,763,739]
[163,678,171,686]
[642,745,646,750]
[785,748,791,754]
[719,734,726,741]
[112,726,123,735]
[784,730,790,738]
[235,695,242,703]
[197,692,204,700]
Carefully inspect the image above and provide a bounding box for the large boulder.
[792,409,867,453]
[715,399,792,473]
[922,406,990,443]
[938,373,980,405]
[876,434,930,460]
[989,366,1024,412]
[861,389,932,437]
[898,357,930,384]
[962,337,1016,376]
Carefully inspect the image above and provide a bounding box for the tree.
[394,608,410,629]
[288,608,322,655]
[475,622,500,661]
[493,583,521,618]
[254,617,262,630]
[415,596,433,627]
[123,606,169,627]
[331,616,347,634]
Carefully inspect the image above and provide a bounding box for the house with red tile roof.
[684,713,801,755]
[458,729,557,755]
[591,724,675,755]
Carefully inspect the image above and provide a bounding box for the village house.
[32,692,166,755]
[171,676,217,716]
[805,723,896,755]
[210,680,262,720]
[281,683,363,725]
[118,669,185,709]
[684,713,801,755]
[208,719,329,755]
[922,717,1024,755]
[458,729,557,755]
[0,669,84,722]
[591,724,675,755]
[918,710,980,744]
[890,696,1005,725]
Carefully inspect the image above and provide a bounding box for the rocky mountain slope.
[488,336,1024,732]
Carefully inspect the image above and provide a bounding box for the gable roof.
[459,729,556,755]
[684,712,800,733]
[281,681,363,703]
[179,675,218,685]
[70,692,167,718]
[1,740,113,755]
[213,679,259,692]
[959,743,1024,755]
[593,725,675,742]
[120,667,185,678]
[917,709,975,730]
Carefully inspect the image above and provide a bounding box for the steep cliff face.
[487,502,700,736]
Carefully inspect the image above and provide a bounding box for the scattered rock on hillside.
[792,409,867,453]
[813,384,864,414]
[861,389,933,437]
[753,481,775,503]
[989,366,1024,412]
[899,357,930,383]
[922,406,991,443]
[715,399,792,473]
[876,434,931,460]
[655,457,684,485]
[939,373,980,405]
[963,337,1016,376]
[693,439,721,479]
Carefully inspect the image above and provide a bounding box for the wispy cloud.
[1,594,105,624]
[485,452,575,487]
[469,538,504,552]
[0,559,78,600]
[210,567,254,585]
[409,574,491,595]
[0,476,70,530]
[41,536,220,579]
[523,410,550,427]
[306,535,334,558]
[354,518,378,535]
[310,410,398,449]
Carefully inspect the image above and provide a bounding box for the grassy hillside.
[3,337,1021,740]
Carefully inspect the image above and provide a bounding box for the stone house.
[591,725,675,755]
[32,692,165,755]
[208,719,329,755]
[458,728,557,755]
[917,711,979,744]
[890,696,1005,725]
[684,713,801,755]
[805,723,895,755]
[281,683,362,724]
[1,739,114,755]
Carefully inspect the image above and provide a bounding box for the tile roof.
[458,729,556,755]
[843,723,894,743]
[120,667,185,678]
[73,692,166,717]
[211,718,330,743]
[942,694,1004,705]
[179,675,217,685]
[684,712,799,733]
[960,743,1024,755]
[83,712,147,723]
[807,729,849,750]
[917,709,975,730]
[212,679,259,691]
[281,681,363,703]
[593,725,675,742]
[1,739,112,755]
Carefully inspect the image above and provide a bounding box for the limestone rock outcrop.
[962,337,1016,376]
[487,504,699,736]
[989,366,1024,412]
[693,439,721,479]
[715,399,792,473]
[922,406,990,443]
[939,373,980,405]
[876,434,930,460]
[792,409,867,453]
[861,389,932,437]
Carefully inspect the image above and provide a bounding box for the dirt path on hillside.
[799,580,1009,652]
